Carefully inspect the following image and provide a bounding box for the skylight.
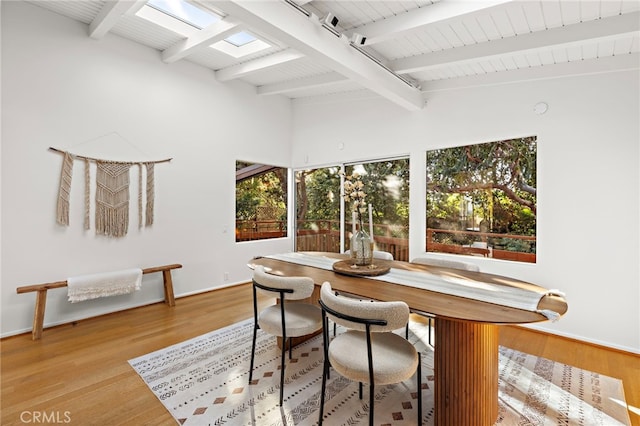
[137,0,271,58]
[225,32,257,47]
[210,36,271,58]
[147,0,219,29]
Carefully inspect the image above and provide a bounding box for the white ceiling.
[27,0,640,111]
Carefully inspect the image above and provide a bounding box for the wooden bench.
[16,264,182,340]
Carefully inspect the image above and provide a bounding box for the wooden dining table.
[249,252,568,426]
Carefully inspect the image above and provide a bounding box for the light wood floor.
[2,283,638,425]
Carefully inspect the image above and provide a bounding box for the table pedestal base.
[434,318,499,426]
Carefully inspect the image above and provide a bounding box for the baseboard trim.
[5,282,638,357]
[505,324,640,357]
[1,282,250,340]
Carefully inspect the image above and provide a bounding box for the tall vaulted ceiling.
[27,0,640,111]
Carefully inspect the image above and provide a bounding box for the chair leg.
[288,337,292,360]
[249,323,258,383]
[319,357,328,425]
[369,382,374,426]
[405,323,409,339]
[319,314,330,426]
[417,352,422,424]
[279,335,286,406]
[322,317,331,380]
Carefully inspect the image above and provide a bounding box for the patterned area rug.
[128,319,630,425]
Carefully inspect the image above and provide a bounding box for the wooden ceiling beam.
[257,72,347,96]
[420,53,640,93]
[162,18,240,63]
[392,12,640,74]
[89,0,146,40]
[216,49,305,81]
[354,0,514,46]
[210,0,424,111]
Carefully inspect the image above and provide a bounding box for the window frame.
[293,156,410,260]
[235,161,289,243]
[425,137,537,263]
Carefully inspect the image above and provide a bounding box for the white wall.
[1,1,293,336]
[291,72,640,353]
[2,2,638,354]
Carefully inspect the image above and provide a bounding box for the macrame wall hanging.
[56,151,74,226]
[51,146,171,238]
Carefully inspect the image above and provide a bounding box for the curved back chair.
[318,282,422,426]
[334,250,394,336]
[249,265,322,406]
[410,256,480,345]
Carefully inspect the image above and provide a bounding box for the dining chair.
[333,250,394,336]
[318,282,422,426]
[249,265,322,406]
[409,256,481,346]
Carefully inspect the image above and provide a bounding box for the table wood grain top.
[249,252,568,325]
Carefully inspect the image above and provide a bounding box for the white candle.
[368,204,374,238]
[352,211,356,234]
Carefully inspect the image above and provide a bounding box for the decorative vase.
[350,230,373,266]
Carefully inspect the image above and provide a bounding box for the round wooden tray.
[332,259,391,277]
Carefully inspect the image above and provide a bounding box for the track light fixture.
[308,12,321,25]
[282,0,420,90]
[350,33,366,45]
[323,13,339,28]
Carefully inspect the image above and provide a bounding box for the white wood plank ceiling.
[26,0,640,111]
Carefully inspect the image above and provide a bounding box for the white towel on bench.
[67,268,142,303]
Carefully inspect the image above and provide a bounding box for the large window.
[235,161,288,242]
[426,137,537,263]
[295,166,342,253]
[295,157,410,261]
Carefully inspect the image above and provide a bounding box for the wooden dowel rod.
[49,147,173,164]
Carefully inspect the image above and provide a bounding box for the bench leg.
[32,289,47,340]
[162,270,176,307]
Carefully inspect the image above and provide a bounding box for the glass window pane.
[236,161,288,242]
[294,158,410,261]
[425,137,537,263]
[344,159,410,261]
[225,32,257,47]
[295,167,342,253]
[147,0,219,29]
